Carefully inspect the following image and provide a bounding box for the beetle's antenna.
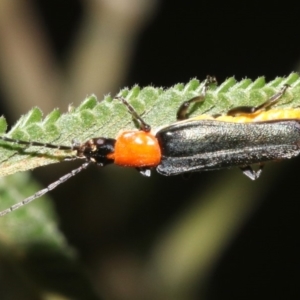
[0,162,90,217]
[0,136,75,151]
[114,96,151,132]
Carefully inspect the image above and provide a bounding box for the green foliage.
[0,73,300,177]
[1,74,300,299]
[0,173,100,300]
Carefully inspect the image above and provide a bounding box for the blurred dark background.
[0,0,299,299]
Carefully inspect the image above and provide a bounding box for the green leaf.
[0,74,300,299]
[1,73,300,177]
[0,172,100,299]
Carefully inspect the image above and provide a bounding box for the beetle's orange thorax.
[108,131,161,167]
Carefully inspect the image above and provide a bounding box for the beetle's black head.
[76,138,116,166]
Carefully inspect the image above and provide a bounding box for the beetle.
[156,79,300,179]
[0,77,299,216]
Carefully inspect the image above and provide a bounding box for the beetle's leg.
[240,164,264,180]
[115,96,151,132]
[177,75,217,121]
[136,167,151,177]
[227,84,290,116]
